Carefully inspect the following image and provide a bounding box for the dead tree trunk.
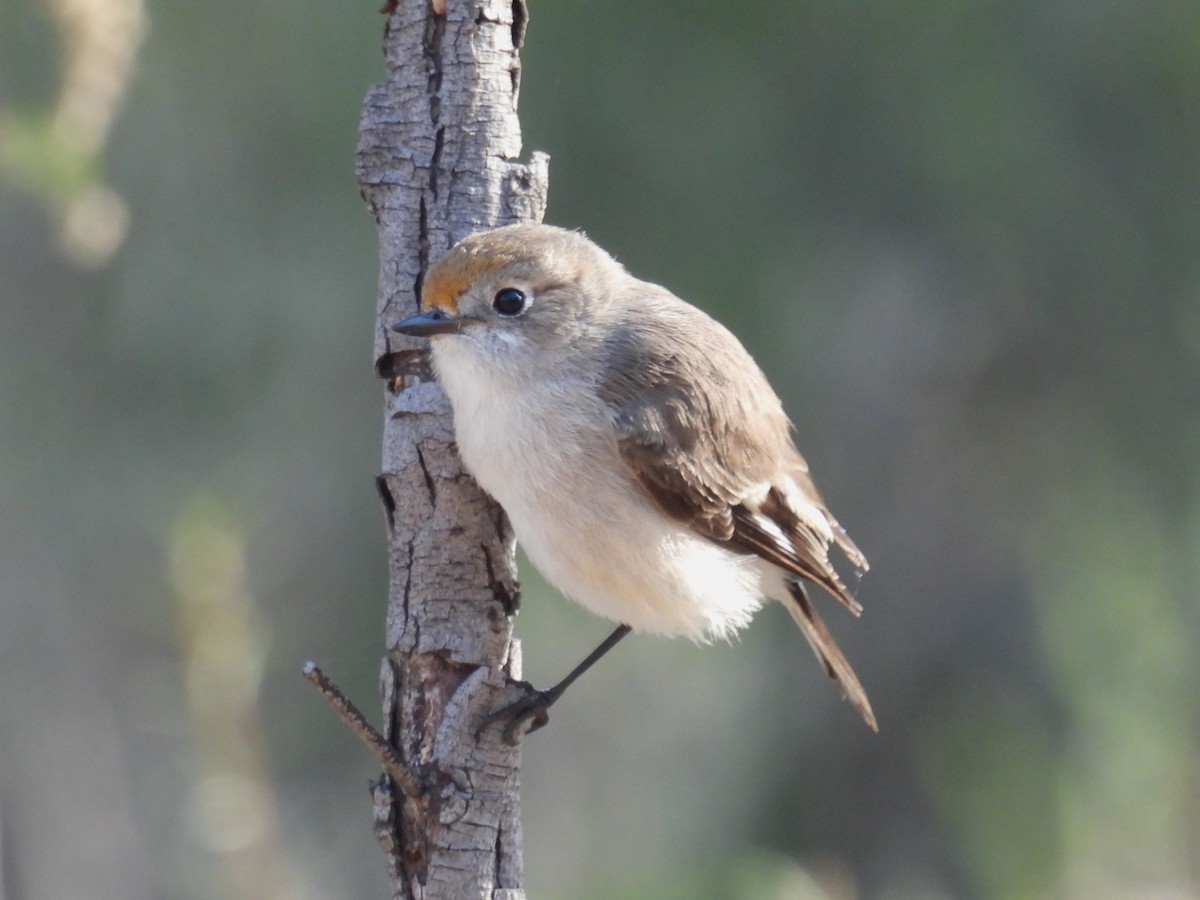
[355,0,548,896]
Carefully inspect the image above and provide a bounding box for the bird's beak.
[390,309,469,337]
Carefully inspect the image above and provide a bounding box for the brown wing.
[600,288,867,593]
[612,391,866,614]
[613,396,876,728]
[602,288,874,728]
[610,388,748,544]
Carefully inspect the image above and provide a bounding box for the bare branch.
[302,662,423,801]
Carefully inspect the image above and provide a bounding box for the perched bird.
[392,224,875,737]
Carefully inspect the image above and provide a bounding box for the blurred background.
[2,0,1198,897]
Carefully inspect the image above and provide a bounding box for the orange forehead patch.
[421,250,508,314]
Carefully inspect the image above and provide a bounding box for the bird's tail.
[784,579,877,731]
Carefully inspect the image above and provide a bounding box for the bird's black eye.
[492,288,528,317]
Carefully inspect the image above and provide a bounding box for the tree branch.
[302,662,423,801]
[353,0,549,895]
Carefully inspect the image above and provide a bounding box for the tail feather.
[785,580,877,732]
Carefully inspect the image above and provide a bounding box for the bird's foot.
[476,681,559,746]
[475,625,633,745]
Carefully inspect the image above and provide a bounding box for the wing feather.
[600,286,873,727]
[610,391,867,614]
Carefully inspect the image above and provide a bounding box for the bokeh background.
[2,1,1198,898]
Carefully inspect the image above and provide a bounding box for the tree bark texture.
[355,0,548,897]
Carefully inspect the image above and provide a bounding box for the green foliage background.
[2,1,1198,898]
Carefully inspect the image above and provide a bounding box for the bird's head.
[391,224,622,363]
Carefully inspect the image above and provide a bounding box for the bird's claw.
[476,681,556,746]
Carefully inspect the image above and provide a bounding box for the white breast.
[431,336,767,642]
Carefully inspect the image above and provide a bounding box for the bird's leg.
[478,624,632,745]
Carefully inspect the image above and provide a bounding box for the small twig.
[303,661,424,800]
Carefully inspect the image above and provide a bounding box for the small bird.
[392,224,875,737]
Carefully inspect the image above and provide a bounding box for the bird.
[391,223,875,739]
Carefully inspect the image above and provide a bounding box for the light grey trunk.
[355,0,548,896]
